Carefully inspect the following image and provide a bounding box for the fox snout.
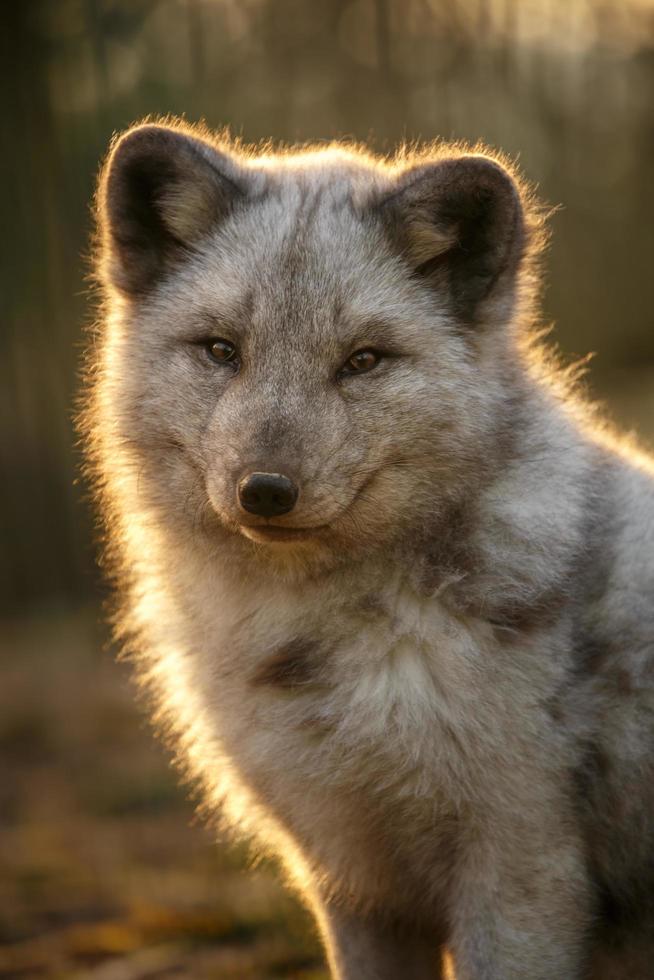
[237,472,299,518]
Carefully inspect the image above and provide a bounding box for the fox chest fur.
[172,557,576,916]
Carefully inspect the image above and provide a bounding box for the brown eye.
[340,349,381,377]
[206,338,238,366]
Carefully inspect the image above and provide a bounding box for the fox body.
[84,121,654,978]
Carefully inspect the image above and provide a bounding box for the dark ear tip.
[454,154,512,179]
[393,153,522,220]
[442,155,521,204]
[108,124,186,172]
[435,156,524,246]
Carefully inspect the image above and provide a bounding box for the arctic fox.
[82,120,654,979]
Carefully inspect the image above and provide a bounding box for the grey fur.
[82,119,654,979]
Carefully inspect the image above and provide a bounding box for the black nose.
[237,472,298,517]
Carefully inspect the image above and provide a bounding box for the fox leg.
[447,835,592,980]
[317,903,443,980]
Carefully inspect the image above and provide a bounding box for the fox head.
[90,121,542,577]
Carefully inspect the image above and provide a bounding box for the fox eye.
[339,349,381,378]
[205,338,239,367]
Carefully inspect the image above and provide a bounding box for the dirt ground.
[0,607,326,980]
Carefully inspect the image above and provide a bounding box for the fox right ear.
[98,125,247,296]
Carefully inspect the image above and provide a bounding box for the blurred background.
[2,1,653,977]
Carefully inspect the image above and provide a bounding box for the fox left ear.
[99,124,247,296]
[380,155,526,326]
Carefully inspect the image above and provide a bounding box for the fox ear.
[99,125,246,296]
[382,155,526,326]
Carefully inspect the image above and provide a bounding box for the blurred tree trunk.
[1,4,89,609]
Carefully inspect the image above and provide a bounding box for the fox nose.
[237,472,298,518]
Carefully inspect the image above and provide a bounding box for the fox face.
[95,124,537,572]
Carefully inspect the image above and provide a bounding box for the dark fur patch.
[488,585,569,639]
[572,632,614,679]
[591,862,654,947]
[358,593,389,618]
[417,500,479,595]
[568,456,620,672]
[575,740,612,800]
[250,637,324,691]
[612,666,634,695]
[545,695,565,724]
